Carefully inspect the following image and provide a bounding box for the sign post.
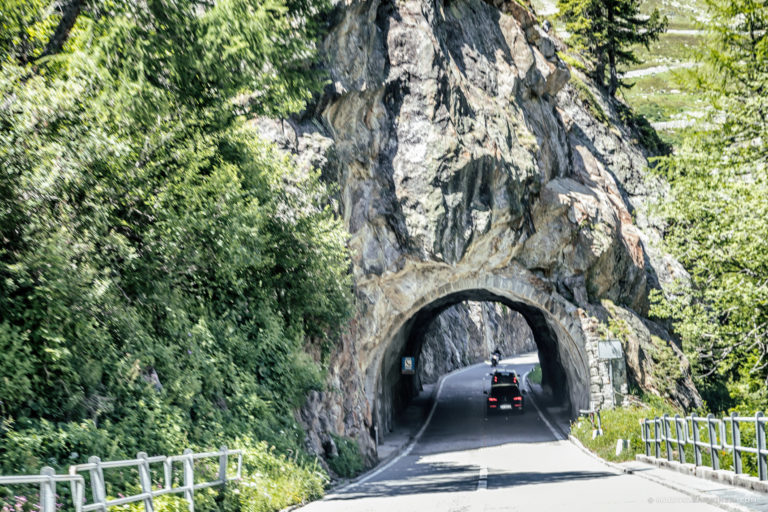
[598,340,624,407]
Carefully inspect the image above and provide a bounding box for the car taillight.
[513,377,518,384]
[488,397,497,402]
[493,375,498,383]
[514,396,522,401]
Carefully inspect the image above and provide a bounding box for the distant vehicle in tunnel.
[485,370,524,414]
[491,348,501,367]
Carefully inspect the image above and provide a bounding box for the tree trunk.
[36,0,84,61]
[607,6,617,96]
[608,49,618,96]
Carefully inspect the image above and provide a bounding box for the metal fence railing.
[0,446,242,512]
[640,412,768,480]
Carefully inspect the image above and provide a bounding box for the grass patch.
[326,434,365,478]
[528,364,542,385]
[624,70,694,93]
[639,0,706,30]
[629,33,703,69]
[623,91,704,122]
[571,76,610,126]
[571,396,678,462]
[559,51,589,73]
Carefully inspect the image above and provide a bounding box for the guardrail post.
[218,445,228,484]
[183,448,195,512]
[137,452,155,512]
[692,417,702,466]
[675,415,685,463]
[88,456,107,512]
[654,418,661,458]
[40,467,56,512]
[70,472,85,512]
[707,414,719,470]
[663,414,672,461]
[757,412,767,481]
[596,410,603,436]
[642,420,650,457]
[731,412,742,474]
[164,457,173,491]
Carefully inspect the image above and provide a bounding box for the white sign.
[598,340,623,360]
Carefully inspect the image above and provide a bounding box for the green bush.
[231,443,327,512]
[528,364,542,385]
[0,0,351,490]
[571,396,677,462]
[326,434,364,479]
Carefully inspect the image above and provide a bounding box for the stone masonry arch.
[357,267,606,438]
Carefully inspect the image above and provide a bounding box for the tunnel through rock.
[417,301,536,385]
[375,289,577,437]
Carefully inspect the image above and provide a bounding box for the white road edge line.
[330,363,482,495]
[522,371,565,441]
[476,466,488,491]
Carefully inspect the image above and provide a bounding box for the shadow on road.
[328,462,479,500]
[328,464,618,500]
[487,469,619,489]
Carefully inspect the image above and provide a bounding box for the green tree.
[0,0,352,476]
[557,0,667,95]
[651,0,768,412]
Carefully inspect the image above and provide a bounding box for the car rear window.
[492,372,518,385]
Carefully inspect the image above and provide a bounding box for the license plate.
[500,404,512,410]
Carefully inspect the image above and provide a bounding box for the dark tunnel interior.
[378,289,571,433]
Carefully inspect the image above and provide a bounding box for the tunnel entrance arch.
[364,273,594,439]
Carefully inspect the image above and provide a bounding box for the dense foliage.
[557,0,667,95]
[0,0,352,489]
[651,0,768,413]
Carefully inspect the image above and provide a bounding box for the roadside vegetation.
[528,364,543,385]
[571,396,677,463]
[566,0,768,470]
[650,0,768,415]
[0,0,355,510]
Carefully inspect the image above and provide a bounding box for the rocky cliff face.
[257,0,702,466]
[418,302,536,384]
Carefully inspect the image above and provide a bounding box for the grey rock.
[256,0,701,464]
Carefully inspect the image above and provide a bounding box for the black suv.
[486,370,524,413]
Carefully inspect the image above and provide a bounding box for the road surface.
[297,353,722,512]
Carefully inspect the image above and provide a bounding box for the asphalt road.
[297,353,722,512]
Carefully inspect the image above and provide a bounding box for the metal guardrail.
[640,412,768,480]
[0,446,242,512]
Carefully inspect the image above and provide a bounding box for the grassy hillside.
[533,0,707,144]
